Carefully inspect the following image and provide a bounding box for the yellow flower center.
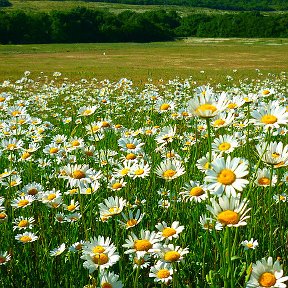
[134,169,144,175]
[0,256,6,263]
[115,124,122,129]
[280,195,286,201]
[134,257,145,265]
[182,111,189,117]
[18,199,29,207]
[12,111,20,116]
[262,89,271,95]
[72,170,86,179]
[166,152,175,158]
[214,119,226,126]
[272,152,280,158]
[18,220,29,227]
[163,169,176,178]
[218,142,231,151]
[157,269,171,279]
[7,143,16,150]
[258,272,276,287]
[160,103,170,110]
[162,227,176,238]
[0,213,7,219]
[47,194,56,201]
[126,153,136,160]
[83,109,92,116]
[67,204,76,211]
[108,207,121,214]
[134,239,152,251]
[71,140,80,147]
[101,121,110,127]
[112,183,122,189]
[196,104,217,113]
[49,147,59,154]
[227,103,237,109]
[246,243,254,248]
[217,210,239,225]
[0,97,5,102]
[21,152,31,160]
[92,253,109,265]
[258,177,270,186]
[126,143,136,149]
[127,219,138,227]
[10,181,17,187]
[217,169,236,185]
[20,235,32,243]
[92,245,105,254]
[190,187,204,196]
[164,251,181,262]
[85,151,93,156]
[261,115,277,124]
[102,283,112,288]
[92,125,100,132]
[120,168,130,175]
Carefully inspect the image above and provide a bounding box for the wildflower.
[122,229,161,257]
[155,159,185,181]
[246,257,288,288]
[212,134,239,155]
[129,161,151,179]
[255,168,277,187]
[273,194,287,203]
[108,177,127,191]
[155,221,184,241]
[241,238,259,250]
[206,193,250,227]
[69,241,85,253]
[131,254,151,269]
[50,243,66,256]
[63,199,79,213]
[205,156,249,197]
[13,216,35,231]
[149,261,173,284]
[99,271,123,288]
[66,212,82,222]
[0,251,11,265]
[180,180,208,203]
[21,182,43,198]
[155,125,176,146]
[117,136,144,154]
[256,141,288,168]
[78,105,97,117]
[118,209,144,229]
[11,195,35,209]
[188,91,228,118]
[15,232,38,244]
[156,244,189,263]
[98,196,126,220]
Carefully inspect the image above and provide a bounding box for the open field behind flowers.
[0,67,288,286]
[1,38,288,84]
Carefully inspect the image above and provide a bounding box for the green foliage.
[0,8,288,44]
[0,0,12,7]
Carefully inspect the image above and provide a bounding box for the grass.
[1,38,288,84]
[3,0,230,15]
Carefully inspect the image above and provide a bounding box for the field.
[1,38,288,84]
[0,38,288,288]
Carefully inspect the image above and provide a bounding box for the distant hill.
[79,0,288,11]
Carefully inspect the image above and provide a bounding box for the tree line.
[0,8,287,44]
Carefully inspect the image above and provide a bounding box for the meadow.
[0,39,288,288]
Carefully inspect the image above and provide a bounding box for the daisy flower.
[155,159,185,181]
[122,229,161,257]
[156,243,189,263]
[98,196,126,220]
[50,243,66,257]
[69,240,85,253]
[99,271,123,288]
[63,199,80,213]
[241,238,259,250]
[155,221,184,241]
[15,232,38,244]
[273,194,287,203]
[13,216,35,231]
[188,91,229,118]
[66,212,82,222]
[21,182,44,198]
[0,251,11,265]
[107,177,127,191]
[78,105,97,117]
[246,257,288,288]
[11,195,35,209]
[157,100,176,113]
[118,209,145,229]
[155,125,176,146]
[250,102,288,130]
[43,143,62,157]
[180,180,208,203]
[206,193,250,227]
[1,137,24,151]
[256,141,288,168]
[255,167,277,187]
[129,161,151,179]
[117,136,144,153]
[205,156,249,197]
[212,134,239,155]
[131,254,151,269]
[149,261,173,284]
